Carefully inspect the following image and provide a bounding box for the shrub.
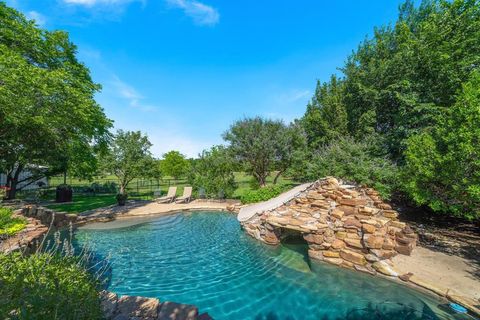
[305,136,399,199]
[0,252,103,320]
[0,207,26,236]
[188,146,237,199]
[0,186,8,201]
[90,182,118,194]
[241,185,286,204]
[403,72,480,220]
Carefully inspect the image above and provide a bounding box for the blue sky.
[8,0,405,157]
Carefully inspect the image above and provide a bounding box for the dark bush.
[305,136,399,199]
[241,185,286,204]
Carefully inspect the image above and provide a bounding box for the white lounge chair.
[156,187,177,203]
[175,187,192,204]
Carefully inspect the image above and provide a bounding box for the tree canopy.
[298,0,480,219]
[188,145,236,198]
[160,151,189,180]
[101,130,154,196]
[0,3,112,198]
[342,0,480,159]
[223,117,305,187]
[403,71,480,219]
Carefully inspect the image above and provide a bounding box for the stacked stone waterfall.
[241,177,417,277]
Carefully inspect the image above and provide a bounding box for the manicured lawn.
[45,194,118,214]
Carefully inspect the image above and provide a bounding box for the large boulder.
[340,249,367,265]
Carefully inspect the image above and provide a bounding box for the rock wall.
[0,204,121,254]
[0,206,82,253]
[241,177,417,277]
[21,205,79,228]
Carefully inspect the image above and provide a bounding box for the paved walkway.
[237,182,313,222]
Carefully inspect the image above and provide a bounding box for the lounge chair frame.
[175,186,192,204]
[156,186,177,203]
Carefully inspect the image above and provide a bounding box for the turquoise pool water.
[75,212,474,320]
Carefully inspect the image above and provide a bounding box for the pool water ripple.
[75,212,475,320]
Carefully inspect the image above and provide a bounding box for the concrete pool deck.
[392,246,480,307]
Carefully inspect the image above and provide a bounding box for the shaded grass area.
[43,172,299,214]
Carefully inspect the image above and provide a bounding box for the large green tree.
[298,0,480,219]
[302,75,348,150]
[160,151,189,180]
[101,130,154,199]
[272,122,308,184]
[403,72,480,219]
[301,0,480,160]
[341,0,480,159]
[188,145,237,198]
[0,3,112,199]
[223,117,304,187]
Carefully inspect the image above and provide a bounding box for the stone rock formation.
[0,205,119,254]
[241,177,417,277]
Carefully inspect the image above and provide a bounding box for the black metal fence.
[16,177,189,201]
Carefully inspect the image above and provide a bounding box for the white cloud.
[166,0,219,26]
[26,11,46,26]
[111,76,158,112]
[276,89,311,104]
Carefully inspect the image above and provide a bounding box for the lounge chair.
[175,187,192,204]
[156,187,177,203]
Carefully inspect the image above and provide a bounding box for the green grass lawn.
[45,194,118,214]
[43,172,299,214]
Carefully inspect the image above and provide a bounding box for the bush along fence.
[11,177,188,201]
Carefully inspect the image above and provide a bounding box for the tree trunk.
[258,174,267,188]
[6,164,23,200]
[273,170,284,185]
[6,176,16,200]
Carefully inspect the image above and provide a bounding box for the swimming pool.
[74,211,474,320]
